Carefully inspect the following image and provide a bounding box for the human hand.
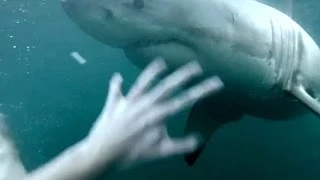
[86,57,223,169]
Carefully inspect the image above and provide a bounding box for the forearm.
[23,139,112,180]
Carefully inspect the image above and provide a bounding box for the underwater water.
[1,0,320,179]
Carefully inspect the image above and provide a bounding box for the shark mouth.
[128,38,181,48]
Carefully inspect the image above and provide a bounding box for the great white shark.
[61,0,320,166]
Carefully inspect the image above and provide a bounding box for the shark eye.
[102,8,114,20]
[133,0,144,9]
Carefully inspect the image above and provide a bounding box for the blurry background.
[1,0,320,179]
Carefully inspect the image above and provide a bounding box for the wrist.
[82,136,119,175]
[22,139,112,180]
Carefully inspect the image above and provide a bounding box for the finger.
[102,73,124,116]
[142,61,203,106]
[126,57,167,101]
[157,135,200,158]
[165,76,223,113]
[139,76,223,126]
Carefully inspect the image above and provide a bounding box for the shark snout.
[60,0,75,14]
[60,0,89,21]
[60,0,71,9]
[60,0,88,14]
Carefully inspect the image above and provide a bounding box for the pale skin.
[1,57,223,180]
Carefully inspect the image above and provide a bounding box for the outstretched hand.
[21,57,223,180]
[87,57,223,169]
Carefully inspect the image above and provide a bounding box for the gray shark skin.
[61,0,320,166]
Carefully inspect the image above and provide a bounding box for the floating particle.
[70,51,87,64]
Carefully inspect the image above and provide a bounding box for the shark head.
[61,0,210,68]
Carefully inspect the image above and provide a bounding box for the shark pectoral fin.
[183,96,242,166]
[291,83,320,115]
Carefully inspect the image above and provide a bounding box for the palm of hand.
[87,58,223,169]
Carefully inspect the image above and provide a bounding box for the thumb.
[102,73,124,117]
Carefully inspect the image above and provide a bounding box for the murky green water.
[1,0,320,179]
